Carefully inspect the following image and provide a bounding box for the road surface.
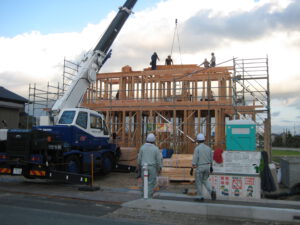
[0,192,161,225]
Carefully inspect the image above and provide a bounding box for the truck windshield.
[58,111,76,124]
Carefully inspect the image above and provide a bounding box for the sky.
[0,0,300,134]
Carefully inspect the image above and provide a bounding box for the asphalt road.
[1,176,299,225]
[0,192,160,225]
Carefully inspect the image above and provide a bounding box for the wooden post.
[137,111,142,147]
[206,113,211,145]
[122,111,126,146]
[187,110,195,153]
[215,109,219,148]
[229,78,232,104]
[197,110,201,134]
[183,110,187,153]
[202,80,206,101]
[173,110,177,153]
[128,112,132,146]
[158,81,162,102]
[264,118,271,160]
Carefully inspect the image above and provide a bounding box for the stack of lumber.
[117,147,138,167]
[161,154,194,182]
[163,154,193,168]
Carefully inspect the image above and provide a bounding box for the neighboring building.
[0,86,28,129]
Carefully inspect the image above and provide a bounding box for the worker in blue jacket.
[138,133,162,198]
[192,133,216,201]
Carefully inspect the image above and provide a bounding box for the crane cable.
[170,19,183,65]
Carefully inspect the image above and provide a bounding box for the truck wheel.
[65,155,80,173]
[101,155,113,175]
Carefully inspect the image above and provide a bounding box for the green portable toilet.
[226,120,256,151]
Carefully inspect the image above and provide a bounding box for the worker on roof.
[137,133,162,198]
[200,58,210,68]
[210,52,216,67]
[192,133,216,201]
[150,52,160,70]
[165,55,173,66]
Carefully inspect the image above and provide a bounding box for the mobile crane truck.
[0,0,137,184]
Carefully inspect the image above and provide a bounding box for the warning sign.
[219,176,230,197]
[232,177,243,189]
[205,175,261,200]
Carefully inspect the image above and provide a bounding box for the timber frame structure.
[81,57,271,154]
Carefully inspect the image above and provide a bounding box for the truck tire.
[65,155,81,173]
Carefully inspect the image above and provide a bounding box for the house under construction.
[77,57,271,154]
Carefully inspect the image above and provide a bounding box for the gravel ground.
[94,171,195,194]
[104,207,297,225]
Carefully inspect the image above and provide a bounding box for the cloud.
[1,0,300,132]
[272,111,280,117]
[282,120,294,123]
[180,0,300,51]
[0,12,115,96]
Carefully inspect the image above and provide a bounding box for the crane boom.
[52,0,137,113]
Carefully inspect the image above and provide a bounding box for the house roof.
[0,86,28,103]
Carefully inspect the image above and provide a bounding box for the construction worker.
[165,55,173,65]
[210,52,216,67]
[137,133,162,198]
[192,133,216,201]
[200,58,210,68]
[150,52,160,70]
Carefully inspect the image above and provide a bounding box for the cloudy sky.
[0,0,299,134]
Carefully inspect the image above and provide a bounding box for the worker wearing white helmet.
[137,133,162,198]
[192,133,216,201]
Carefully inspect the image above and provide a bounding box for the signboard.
[204,175,261,199]
[213,151,261,175]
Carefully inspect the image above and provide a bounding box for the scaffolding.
[26,59,78,127]
[232,57,270,151]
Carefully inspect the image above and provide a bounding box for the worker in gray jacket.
[192,133,216,201]
[138,133,162,198]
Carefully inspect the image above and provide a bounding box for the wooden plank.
[161,167,194,181]
[119,147,138,161]
[163,154,193,168]
[118,158,137,167]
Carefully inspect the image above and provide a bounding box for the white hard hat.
[146,133,156,143]
[196,133,205,141]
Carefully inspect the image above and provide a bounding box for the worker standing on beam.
[138,133,162,198]
[200,58,210,68]
[192,133,216,201]
[165,55,173,65]
[150,52,160,70]
[210,52,216,67]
